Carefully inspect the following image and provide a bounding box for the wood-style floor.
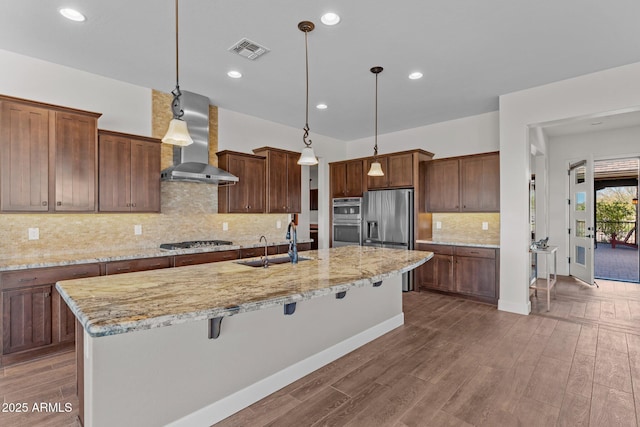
[2,278,639,426]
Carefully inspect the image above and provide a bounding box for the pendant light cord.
[175,0,180,90]
[374,71,378,158]
[303,29,312,148]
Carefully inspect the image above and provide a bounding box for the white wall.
[499,61,640,315]
[547,125,640,275]
[218,108,347,248]
[346,111,499,159]
[0,49,151,136]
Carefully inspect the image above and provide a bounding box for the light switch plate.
[134,225,142,235]
[223,222,229,231]
[28,227,39,240]
[276,220,282,229]
[435,221,442,230]
[482,222,489,230]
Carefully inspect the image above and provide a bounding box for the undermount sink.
[235,255,311,268]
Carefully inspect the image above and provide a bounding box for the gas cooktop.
[160,240,234,250]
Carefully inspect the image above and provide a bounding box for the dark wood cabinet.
[460,153,500,212]
[105,257,171,275]
[253,147,301,213]
[54,111,98,212]
[0,101,50,212]
[425,158,460,212]
[98,130,161,213]
[425,152,499,213]
[174,250,240,267]
[415,243,498,303]
[2,285,52,354]
[217,151,266,213]
[0,96,101,213]
[0,263,100,365]
[330,159,364,198]
[366,153,415,190]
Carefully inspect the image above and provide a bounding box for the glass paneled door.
[569,159,594,284]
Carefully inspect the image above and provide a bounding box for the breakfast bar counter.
[56,246,432,427]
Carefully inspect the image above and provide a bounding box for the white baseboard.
[498,299,531,315]
[168,313,405,427]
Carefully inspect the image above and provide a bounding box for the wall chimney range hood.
[160,91,238,185]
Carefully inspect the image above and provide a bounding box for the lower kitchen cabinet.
[105,257,171,275]
[174,250,240,267]
[0,263,100,366]
[415,243,499,304]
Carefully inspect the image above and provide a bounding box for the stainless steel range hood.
[160,91,238,185]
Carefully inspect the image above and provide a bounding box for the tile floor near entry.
[1,285,640,426]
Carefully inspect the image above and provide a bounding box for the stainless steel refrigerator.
[362,189,414,290]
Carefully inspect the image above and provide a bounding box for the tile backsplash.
[0,182,289,259]
[431,213,500,245]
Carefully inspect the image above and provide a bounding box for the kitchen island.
[56,246,432,427]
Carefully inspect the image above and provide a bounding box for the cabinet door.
[246,156,266,213]
[266,151,288,213]
[52,286,75,343]
[345,160,364,197]
[330,163,347,198]
[54,112,97,211]
[130,139,161,212]
[426,159,459,212]
[174,250,240,267]
[2,285,52,354]
[387,153,413,187]
[286,153,301,213]
[460,154,499,212]
[366,157,388,189]
[455,256,496,298]
[0,101,50,212]
[98,134,131,212]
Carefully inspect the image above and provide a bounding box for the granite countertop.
[56,246,433,338]
[0,239,313,272]
[415,239,500,249]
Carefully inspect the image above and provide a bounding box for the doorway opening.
[594,158,639,283]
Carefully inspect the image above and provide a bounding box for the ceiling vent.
[228,38,270,60]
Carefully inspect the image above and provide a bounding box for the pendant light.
[367,66,384,176]
[297,21,319,166]
[162,0,193,146]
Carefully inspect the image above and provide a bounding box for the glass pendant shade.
[298,146,319,165]
[367,160,384,176]
[162,118,193,146]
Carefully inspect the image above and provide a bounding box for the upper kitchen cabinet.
[252,147,301,213]
[0,95,101,213]
[217,150,266,213]
[425,152,500,213]
[459,153,500,212]
[366,150,434,191]
[98,130,161,213]
[425,158,460,212]
[330,159,364,198]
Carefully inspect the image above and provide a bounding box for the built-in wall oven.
[332,197,362,247]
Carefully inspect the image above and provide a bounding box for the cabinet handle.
[150,263,162,267]
[44,292,51,297]
[57,201,62,206]
[127,203,131,207]
[42,201,48,206]
[132,203,136,207]
[116,267,131,272]
[72,271,90,277]
[19,277,37,283]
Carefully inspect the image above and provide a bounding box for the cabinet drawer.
[455,246,495,259]
[416,243,454,256]
[297,242,312,252]
[174,250,239,267]
[1,263,101,290]
[105,257,171,275]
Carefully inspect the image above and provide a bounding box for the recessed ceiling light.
[321,12,340,26]
[227,70,242,79]
[408,72,423,80]
[316,104,328,110]
[591,121,603,126]
[59,8,86,22]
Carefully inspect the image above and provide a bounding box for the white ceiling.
[3,1,640,141]
[543,109,640,138]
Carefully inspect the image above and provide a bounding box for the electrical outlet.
[435,221,442,230]
[134,225,142,235]
[28,227,39,240]
[222,222,229,231]
[482,222,489,230]
[276,220,282,229]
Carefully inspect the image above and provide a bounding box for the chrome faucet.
[259,235,269,268]
[286,221,298,264]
